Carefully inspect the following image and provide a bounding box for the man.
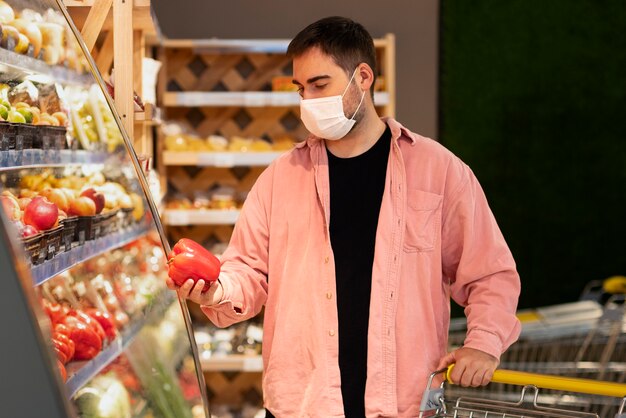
[167,16,521,418]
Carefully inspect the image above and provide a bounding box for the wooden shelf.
[163,91,390,107]
[64,0,157,35]
[161,37,390,54]
[162,151,283,167]
[200,355,263,372]
[163,209,240,226]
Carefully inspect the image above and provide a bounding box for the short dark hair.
[287,16,377,95]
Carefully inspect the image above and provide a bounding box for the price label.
[243,92,266,107]
[169,211,190,225]
[212,153,235,167]
[243,356,263,372]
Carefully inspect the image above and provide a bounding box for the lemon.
[17,108,33,124]
[8,109,26,123]
[0,104,8,120]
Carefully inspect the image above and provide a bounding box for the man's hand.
[437,347,499,387]
[166,277,223,307]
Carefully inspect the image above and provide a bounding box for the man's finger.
[165,277,177,289]
[450,361,466,385]
[471,368,487,387]
[481,369,494,386]
[437,351,456,370]
[190,280,206,302]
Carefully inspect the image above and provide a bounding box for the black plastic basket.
[43,225,63,260]
[119,207,135,229]
[0,122,18,150]
[60,216,78,251]
[74,214,105,244]
[16,124,37,149]
[99,209,119,236]
[33,126,68,150]
[22,232,46,265]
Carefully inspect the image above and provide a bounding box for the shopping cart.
[419,365,626,418]
[447,290,626,416]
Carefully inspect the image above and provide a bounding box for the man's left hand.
[437,347,499,387]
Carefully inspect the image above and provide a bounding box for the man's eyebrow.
[292,75,331,85]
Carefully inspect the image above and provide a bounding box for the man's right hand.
[166,277,224,306]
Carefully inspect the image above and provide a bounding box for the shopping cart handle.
[446,364,626,398]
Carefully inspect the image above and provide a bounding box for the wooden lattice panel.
[163,49,309,142]
[204,371,263,408]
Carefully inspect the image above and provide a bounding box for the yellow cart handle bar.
[446,364,626,398]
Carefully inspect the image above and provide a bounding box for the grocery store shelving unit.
[63,0,161,157]
[0,0,210,416]
[201,354,263,373]
[156,36,395,410]
[163,208,240,226]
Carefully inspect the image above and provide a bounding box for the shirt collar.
[295,117,416,150]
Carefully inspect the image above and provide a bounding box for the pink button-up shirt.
[202,118,521,417]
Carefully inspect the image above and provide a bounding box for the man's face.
[292,47,365,121]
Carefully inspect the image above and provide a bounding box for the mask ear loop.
[341,67,360,97]
[342,67,367,120]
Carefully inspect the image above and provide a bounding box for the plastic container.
[60,216,78,251]
[74,214,104,244]
[99,209,119,236]
[22,232,46,265]
[16,124,37,149]
[33,126,68,149]
[0,122,18,150]
[118,207,135,229]
[43,225,63,260]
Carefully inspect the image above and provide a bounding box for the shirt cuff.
[463,328,504,360]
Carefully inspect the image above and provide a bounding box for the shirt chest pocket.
[404,189,443,252]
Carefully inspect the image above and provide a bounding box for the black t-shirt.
[327,124,391,417]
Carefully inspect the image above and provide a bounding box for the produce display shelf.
[65,291,176,398]
[31,222,150,286]
[163,91,390,107]
[0,48,92,87]
[161,38,390,53]
[163,209,240,226]
[0,150,110,170]
[162,151,283,167]
[162,38,291,53]
[200,354,263,372]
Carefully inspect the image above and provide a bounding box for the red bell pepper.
[54,323,71,337]
[167,238,221,292]
[168,251,220,292]
[52,331,75,364]
[42,299,68,325]
[85,309,117,342]
[60,315,102,361]
[169,238,219,262]
[67,310,106,344]
[57,359,67,382]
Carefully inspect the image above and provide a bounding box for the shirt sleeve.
[201,165,273,328]
[441,159,522,359]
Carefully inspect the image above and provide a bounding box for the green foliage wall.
[440,1,626,309]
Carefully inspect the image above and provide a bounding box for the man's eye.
[314,84,327,90]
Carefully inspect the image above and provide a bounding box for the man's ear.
[357,63,375,91]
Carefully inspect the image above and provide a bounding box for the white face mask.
[299,68,366,140]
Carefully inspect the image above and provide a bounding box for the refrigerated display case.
[0,0,210,417]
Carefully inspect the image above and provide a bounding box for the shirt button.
[326,292,332,299]
[329,330,335,336]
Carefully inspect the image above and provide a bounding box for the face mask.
[299,68,366,140]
